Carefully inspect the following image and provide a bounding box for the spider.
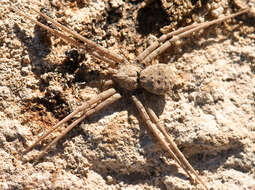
[14,3,249,190]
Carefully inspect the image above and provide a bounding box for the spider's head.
[112,64,142,91]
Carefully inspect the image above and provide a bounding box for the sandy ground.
[0,0,255,189]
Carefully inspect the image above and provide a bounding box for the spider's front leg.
[137,8,249,65]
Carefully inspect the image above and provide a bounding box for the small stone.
[12,39,21,49]
[5,52,10,59]
[0,86,11,99]
[106,175,113,183]
[22,55,30,65]
[211,6,224,18]
[110,0,124,8]
[21,67,29,76]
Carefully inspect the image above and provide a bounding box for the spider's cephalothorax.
[112,63,176,95]
[112,64,142,91]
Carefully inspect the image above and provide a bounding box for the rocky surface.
[0,0,254,189]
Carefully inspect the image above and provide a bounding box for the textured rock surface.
[0,0,254,189]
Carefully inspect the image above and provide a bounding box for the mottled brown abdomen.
[139,64,175,95]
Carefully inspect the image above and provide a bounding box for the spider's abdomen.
[139,64,175,95]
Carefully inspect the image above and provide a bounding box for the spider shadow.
[13,22,85,84]
[159,32,231,66]
[159,12,251,65]
[13,22,96,121]
[188,145,246,175]
[13,22,52,76]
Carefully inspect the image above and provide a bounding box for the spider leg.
[35,90,121,160]
[131,95,191,177]
[14,6,117,66]
[29,7,127,64]
[139,8,248,64]
[145,105,209,190]
[131,95,209,190]
[14,4,128,65]
[136,22,200,62]
[144,105,192,177]
[23,88,119,156]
